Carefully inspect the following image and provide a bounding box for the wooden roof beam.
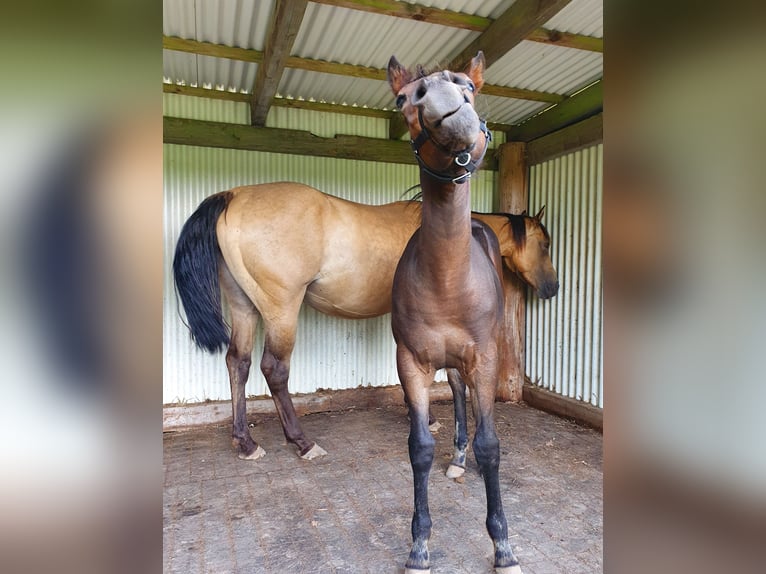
[163,36,564,104]
[506,80,602,142]
[448,0,573,70]
[163,116,499,170]
[312,0,602,52]
[163,83,515,133]
[249,0,308,126]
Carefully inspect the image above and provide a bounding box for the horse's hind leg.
[220,266,264,460]
[446,369,468,479]
[260,305,326,460]
[470,369,521,573]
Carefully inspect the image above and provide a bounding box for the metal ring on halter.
[455,152,471,167]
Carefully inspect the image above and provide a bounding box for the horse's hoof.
[238,445,266,461]
[300,443,328,460]
[428,420,442,433]
[446,464,465,479]
[495,565,523,574]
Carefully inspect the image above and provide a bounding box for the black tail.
[172,192,232,352]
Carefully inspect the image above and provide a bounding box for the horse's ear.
[387,55,412,95]
[464,51,485,92]
[520,210,528,216]
[534,205,546,221]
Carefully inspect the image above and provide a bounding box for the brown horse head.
[499,206,559,299]
[387,53,490,181]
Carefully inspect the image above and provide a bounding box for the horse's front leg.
[261,329,327,460]
[471,371,522,573]
[398,353,436,573]
[406,400,435,573]
[446,369,468,479]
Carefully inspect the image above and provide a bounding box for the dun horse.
[388,53,524,573]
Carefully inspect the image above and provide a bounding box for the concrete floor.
[163,401,602,573]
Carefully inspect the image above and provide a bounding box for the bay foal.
[388,53,522,573]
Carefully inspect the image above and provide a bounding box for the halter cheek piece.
[410,108,492,185]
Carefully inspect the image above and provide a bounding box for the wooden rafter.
[163,83,514,132]
[447,0,574,70]
[506,80,603,142]
[525,113,603,164]
[163,36,564,105]
[250,0,308,126]
[311,0,490,31]
[311,0,602,52]
[526,27,603,52]
[163,116,499,170]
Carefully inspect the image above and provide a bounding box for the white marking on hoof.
[404,568,430,574]
[238,445,266,461]
[495,565,523,574]
[300,443,328,460]
[446,464,465,479]
[429,421,442,433]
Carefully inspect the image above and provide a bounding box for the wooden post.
[495,142,528,402]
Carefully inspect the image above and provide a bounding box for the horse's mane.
[484,212,528,249]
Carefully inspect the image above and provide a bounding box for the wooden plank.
[495,142,528,403]
[482,83,564,104]
[286,54,385,80]
[312,0,603,54]
[162,36,264,63]
[527,27,603,52]
[164,383,454,431]
[522,383,603,430]
[163,36,566,104]
[163,83,251,103]
[448,0,573,70]
[250,0,309,126]
[272,96,394,119]
[311,0,491,31]
[162,85,521,131]
[506,80,602,142]
[163,83,393,118]
[164,116,500,170]
[526,113,603,165]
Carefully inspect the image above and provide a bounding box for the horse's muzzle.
[538,281,560,300]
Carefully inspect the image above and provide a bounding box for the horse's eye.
[467,82,475,93]
[396,94,406,108]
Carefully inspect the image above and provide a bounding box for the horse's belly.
[304,282,391,318]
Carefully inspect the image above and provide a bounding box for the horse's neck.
[418,176,473,279]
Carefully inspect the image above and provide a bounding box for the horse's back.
[216,183,422,318]
[471,219,504,283]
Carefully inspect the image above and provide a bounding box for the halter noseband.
[410,108,492,185]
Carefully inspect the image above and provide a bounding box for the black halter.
[410,108,492,185]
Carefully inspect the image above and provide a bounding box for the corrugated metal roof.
[163,0,602,126]
[484,41,603,95]
[544,0,603,36]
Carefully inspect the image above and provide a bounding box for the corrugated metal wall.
[163,94,497,404]
[526,144,603,407]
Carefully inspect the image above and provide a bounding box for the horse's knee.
[408,430,435,471]
[473,429,500,467]
[260,352,288,388]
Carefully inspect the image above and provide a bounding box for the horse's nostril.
[415,85,427,100]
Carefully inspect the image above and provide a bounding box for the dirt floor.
[163,401,602,573]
